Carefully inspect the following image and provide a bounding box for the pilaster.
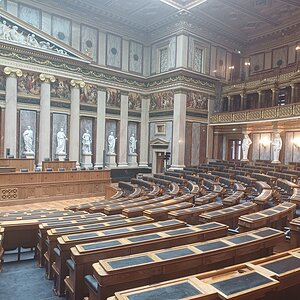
[139,95,150,167]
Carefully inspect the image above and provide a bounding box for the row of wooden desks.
[63,222,228,300]
[86,227,284,300]
[108,248,300,300]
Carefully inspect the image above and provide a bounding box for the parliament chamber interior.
[1,0,300,299]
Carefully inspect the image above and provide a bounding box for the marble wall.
[128,122,138,155]
[19,4,41,28]
[105,119,118,155]
[52,113,68,160]
[129,41,143,74]
[106,34,122,69]
[0,69,5,91]
[285,131,300,163]
[52,15,71,45]
[80,117,93,159]
[81,25,98,61]
[19,109,37,157]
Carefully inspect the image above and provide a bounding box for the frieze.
[80,84,97,104]
[128,92,141,110]
[186,91,208,110]
[186,111,208,119]
[106,88,121,108]
[17,97,40,105]
[105,108,120,115]
[149,111,174,118]
[50,101,71,109]
[17,72,40,96]
[80,104,97,112]
[150,91,174,111]
[128,111,141,118]
[51,79,71,100]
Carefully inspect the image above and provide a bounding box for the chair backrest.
[44,158,50,162]
[46,168,53,171]
[34,168,41,172]
[7,155,14,159]
[58,168,65,171]
[20,168,29,173]
[54,158,59,162]
[71,168,77,171]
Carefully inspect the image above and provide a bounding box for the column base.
[94,163,104,169]
[106,154,117,168]
[128,153,138,167]
[56,153,66,161]
[139,162,149,167]
[81,153,93,168]
[241,158,249,162]
[118,163,129,167]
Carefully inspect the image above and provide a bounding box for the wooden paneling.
[0,158,34,171]
[0,170,111,206]
[42,161,76,171]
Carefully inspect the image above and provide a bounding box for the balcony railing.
[210,102,300,124]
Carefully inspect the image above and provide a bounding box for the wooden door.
[228,139,241,161]
[156,152,165,173]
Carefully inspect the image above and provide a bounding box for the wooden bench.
[252,173,277,186]
[64,222,228,300]
[37,213,124,267]
[289,217,300,248]
[51,219,185,296]
[290,187,300,207]
[0,227,4,271]
[238,202,296,232]
[142,176,171,188]
[85,227,284,300]
[222,191,245,207]
[199,202,258,229]
[121,195,174,218]
[109,249,300,300]
[168,202,223,224]
[194,192,218,205]
[44,216,154,279]
[143,202,193,221]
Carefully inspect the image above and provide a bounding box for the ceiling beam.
[217,0,280,26]
[277,0,300,8]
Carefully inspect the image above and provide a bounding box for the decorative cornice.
[4,66,22,77]
[70,79,85,88]
[39,73,56,83]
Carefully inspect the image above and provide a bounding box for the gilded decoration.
[128,92,141,110]
[150,91,174,111]
[0,69,5,90]
[186,91,208,110]
[80,84,97,104]
[233,112,246,122]
[278,105,293,117]
[17,72,40,96]
[219,113,233,123]
[51,79,71,99]
[262,107,277,119]
[106,88,121,108]
[294,104,300,115]
[248,110,262,121]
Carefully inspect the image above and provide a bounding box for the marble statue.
[241,134,252,161]
[56,128,67,154]
[82,129,92,154]
[272,133,282,163]
[129,133,137,154]
[108,131,117,154]
[0,17,68,55]
[23,125,34,153]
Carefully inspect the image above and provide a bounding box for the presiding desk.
[0,158,34,171]
[42,160,77,171]
[0,169,111,206]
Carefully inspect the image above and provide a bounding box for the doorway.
[228,139,241,161]
[156,152,165,173]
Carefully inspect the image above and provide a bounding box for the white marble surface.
[19,110,36,157]
[70,86,80,164]
[52,113,68,160]
[106,33,122,68]
[19,4,41,28]
[118,93,128,166]
[129,41,143,74]
[81,25,98,61]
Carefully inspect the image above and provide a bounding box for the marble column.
[227,96,232,112]
[118,91,128,167]
[170,90,186,170]
[38,74,55,167]
[240,93,245,110]
[258,91,262,108]
[206,96,214,161]
[3,67,22,158]
[70,80,85,166]
[94,87,106,168]
[290,84,295,103]
[139,95,150,167]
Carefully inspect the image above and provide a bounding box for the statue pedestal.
[128,153,138,167]
[106,153,117,168]
[24,151,34,159]
[241,158,249,162]
[56,153,66,161]
[81,153,93,168]
[271,160,281,164]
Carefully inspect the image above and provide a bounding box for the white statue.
[272,133,282,163]
[129,133,137,154]
[82,129,92,154]
[108,131,117,154]
[241,134,252,161]
[56,128,67,154]
[23,125,34,153]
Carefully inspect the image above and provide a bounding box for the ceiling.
[39,0,300,42]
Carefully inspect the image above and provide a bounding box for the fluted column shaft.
[139,96,150,167]
[118,92,129,167]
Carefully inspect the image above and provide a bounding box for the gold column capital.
[4,67,22,77]
[39,73,56,83]
[70,79,85,88]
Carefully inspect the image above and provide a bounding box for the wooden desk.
[0,158,34,171]
[0,167,15,173]
[64,222,228,300]
[0,169,110,206]
[87,227,284,300]
[42,160,76,171]
[289,217,300,248]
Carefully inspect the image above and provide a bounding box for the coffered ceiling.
[30,0,300,43]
